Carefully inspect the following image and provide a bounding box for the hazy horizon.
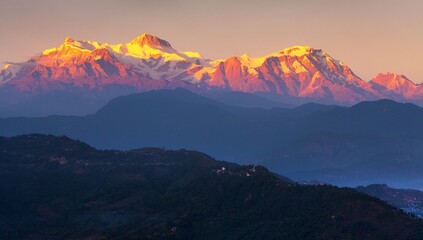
[1,0,422,82]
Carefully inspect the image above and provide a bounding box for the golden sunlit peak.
[64,36,75,44]
[129,33,172,49]
[1,63,11,71]
[279,46,319,57]
[183,51,203,59]
[239,54,266,67]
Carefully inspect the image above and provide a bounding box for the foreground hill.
[1,89,423,189]
[0,33,422,116]
[1,134,422,240]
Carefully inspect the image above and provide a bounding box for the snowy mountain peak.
[1,64,10,71]
[371,73,417,90]
[278,46,317,57]
[0,35,422,106]
[369,72,422,99]
[129,33,172,49]
[373,73,412,83]
[64,36,75,44]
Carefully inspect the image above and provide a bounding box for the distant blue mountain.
[1,89,422,189]
[357,184,423,218]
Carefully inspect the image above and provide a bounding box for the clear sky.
[1,0,422,82]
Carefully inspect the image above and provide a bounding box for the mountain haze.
[1,89,423,189]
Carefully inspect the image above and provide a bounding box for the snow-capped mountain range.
[1,33,422,108]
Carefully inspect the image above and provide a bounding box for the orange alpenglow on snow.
[370,73,423,100]
[0,33,422,105]
[130,33,173,49]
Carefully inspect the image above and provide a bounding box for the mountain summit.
[209,45,378,104]
[63,36,75,44]
[0,33,422,115]
[370,73,423,100]
[129,33,173,49]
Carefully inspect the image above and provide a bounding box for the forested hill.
[1,134,423,239]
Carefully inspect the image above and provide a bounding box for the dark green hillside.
[1,134,422,240]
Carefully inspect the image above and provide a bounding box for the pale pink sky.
[1,0,422,82]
